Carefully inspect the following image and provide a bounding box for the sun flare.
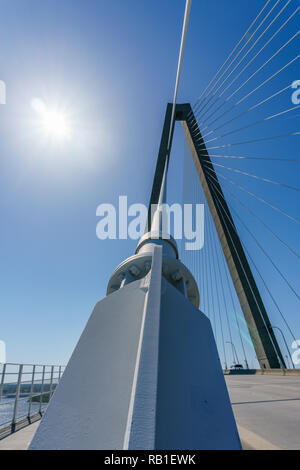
[31,98,71,141]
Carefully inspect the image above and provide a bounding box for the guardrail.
[224,368,300,376]
[0,362,65,439]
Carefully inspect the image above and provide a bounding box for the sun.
[40,109,70,140]
[31,98,71,141]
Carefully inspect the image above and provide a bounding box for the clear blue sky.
[0,0,299,366]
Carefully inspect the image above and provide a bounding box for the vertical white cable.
[156,0,192,216]
[167,0,192,152]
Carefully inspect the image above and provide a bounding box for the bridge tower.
[148,102,285,370]
[29,98,286,450]
[29,103,243,450]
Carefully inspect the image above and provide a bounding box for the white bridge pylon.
[30,232,241,449]
[30,0,242,449]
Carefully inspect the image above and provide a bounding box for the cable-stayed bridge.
[179,0,300,372]
[0,0,299,450]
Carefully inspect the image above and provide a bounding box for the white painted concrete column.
[124,245,163,449]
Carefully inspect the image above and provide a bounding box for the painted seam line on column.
[123,245,162,449]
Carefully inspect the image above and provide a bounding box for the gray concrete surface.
[1,374,299,450]
[0,422,39,450]
[225,374,300,450]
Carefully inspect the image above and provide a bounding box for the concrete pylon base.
[30,247,241,449]
[151,278,241,449]
[29,278,148,450]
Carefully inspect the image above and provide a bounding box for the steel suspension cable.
[227,199,300,301]
[199,0,291,112]
[206,174,297,342]
[198,131,300,151]
[205,154,300,162]
[193,52,300,132]
[206,207,228,369]
[236,54,300,105]
[192,67,298,135]
[239,240,297,343]
[197,84,294,139]
[217,2,298,100]
[215,212,250,369]
[190,0,272,117]
[207,208,236,367]
[202,159,300,192]
[195,105,300,152]
[167,0,192,154]
[158,0,192,209]
[205,181,285,367]
[226,30,300,102]
[206,173,300,259]
[203,166,300,224]
[204,217,211,322]
[206,173,300,301]
[205,205,217,340]
[192,0,278,118]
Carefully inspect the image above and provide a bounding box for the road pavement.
[225,374,300,449]
[0,374,299,450]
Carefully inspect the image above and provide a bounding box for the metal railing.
[0,362,65,439]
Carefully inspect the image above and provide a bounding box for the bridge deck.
[0,421,39,450]
[226,374,300,450]
[0,374,299,450]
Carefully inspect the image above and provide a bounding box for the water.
[0,397,47,428]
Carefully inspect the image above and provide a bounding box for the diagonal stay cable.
[250,84,294,111]
[197,185,206,314]
[243,245,297,343]
[197,84,293,139]
[205,178,284,366]
[191,59,300,140]
[209,175,295,339]
[205,171,300,259]
[192,68,298,136]
[228,202,300,301]
[203,165,300,224]
[199,131,300,151]
[197,24,300,124]
[195,105,300,151]
[202,159,300,192]
[206,173,300,301]
[226,30,300,102]
[207,206,236,366]
[192,0,279,118]
[206,207,229,369]
[194,29,300,130]
[203,0,293,106]
[206,175,298,341]
[204,202,218,339]
[190,0,272,117]
[193,50,300,133]
[237,54,300,105]
[213,211,250,369]
[219,2,298,99]
[206,212,217,339]
[203,210,211,322]
[206,154,300,162]
[238,239,297,343]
